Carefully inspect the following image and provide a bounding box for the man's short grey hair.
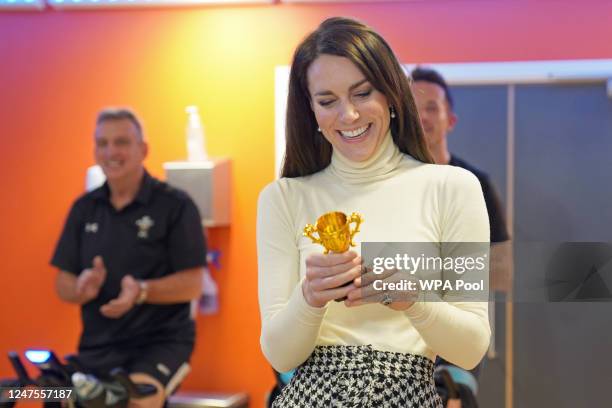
[96,107,144,140]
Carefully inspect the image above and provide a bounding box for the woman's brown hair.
[281,17,432,178]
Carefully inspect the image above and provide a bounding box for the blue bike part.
[25,350,51,364]
[279,369,296,385]
[444,365,479,396]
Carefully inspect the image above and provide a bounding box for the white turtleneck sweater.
[257,131,491,373]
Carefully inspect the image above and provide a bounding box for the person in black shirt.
[51,108,207,408]
[410,67,509,244]
[411,68,511,406]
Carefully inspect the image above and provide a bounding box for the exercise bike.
[0,349,157,408]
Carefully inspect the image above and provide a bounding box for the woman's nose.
[339,102,360,123]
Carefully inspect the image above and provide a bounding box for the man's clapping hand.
[76,255,107,303]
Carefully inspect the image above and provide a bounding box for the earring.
[317,127,321,132]
[390,106,396,119]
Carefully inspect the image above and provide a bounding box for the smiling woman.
[280,17,432,178]
[257,17,491,408]
[307,55,390,163]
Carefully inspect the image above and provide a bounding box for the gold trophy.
[303,211,363,253]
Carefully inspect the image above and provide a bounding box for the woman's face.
[307,54,391,162]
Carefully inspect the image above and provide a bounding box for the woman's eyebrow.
[313,79,369,97]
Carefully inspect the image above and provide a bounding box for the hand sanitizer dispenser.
[185,105,208,162]
[165,106,230,227]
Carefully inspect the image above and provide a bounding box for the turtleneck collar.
[327,129,404,184]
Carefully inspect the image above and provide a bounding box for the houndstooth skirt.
[272,345,443,408]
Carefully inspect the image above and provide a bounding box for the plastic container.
[185,105,208,161]
[199,268,219,315]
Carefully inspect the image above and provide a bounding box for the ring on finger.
[380,293,393,306]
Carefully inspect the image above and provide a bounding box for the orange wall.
[1,1,611,406]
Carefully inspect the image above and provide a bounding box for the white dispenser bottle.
[185,105,208,161]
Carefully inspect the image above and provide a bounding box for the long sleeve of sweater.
[257,182,328,372]
[405,167,491,369]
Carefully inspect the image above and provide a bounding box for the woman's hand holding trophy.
[301,251,362,308]
[303,211,418,310]
[345,265,418,311]
[302,211,363,308]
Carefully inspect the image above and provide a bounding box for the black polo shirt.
[449,155,510,243]
[51,171,207,351]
